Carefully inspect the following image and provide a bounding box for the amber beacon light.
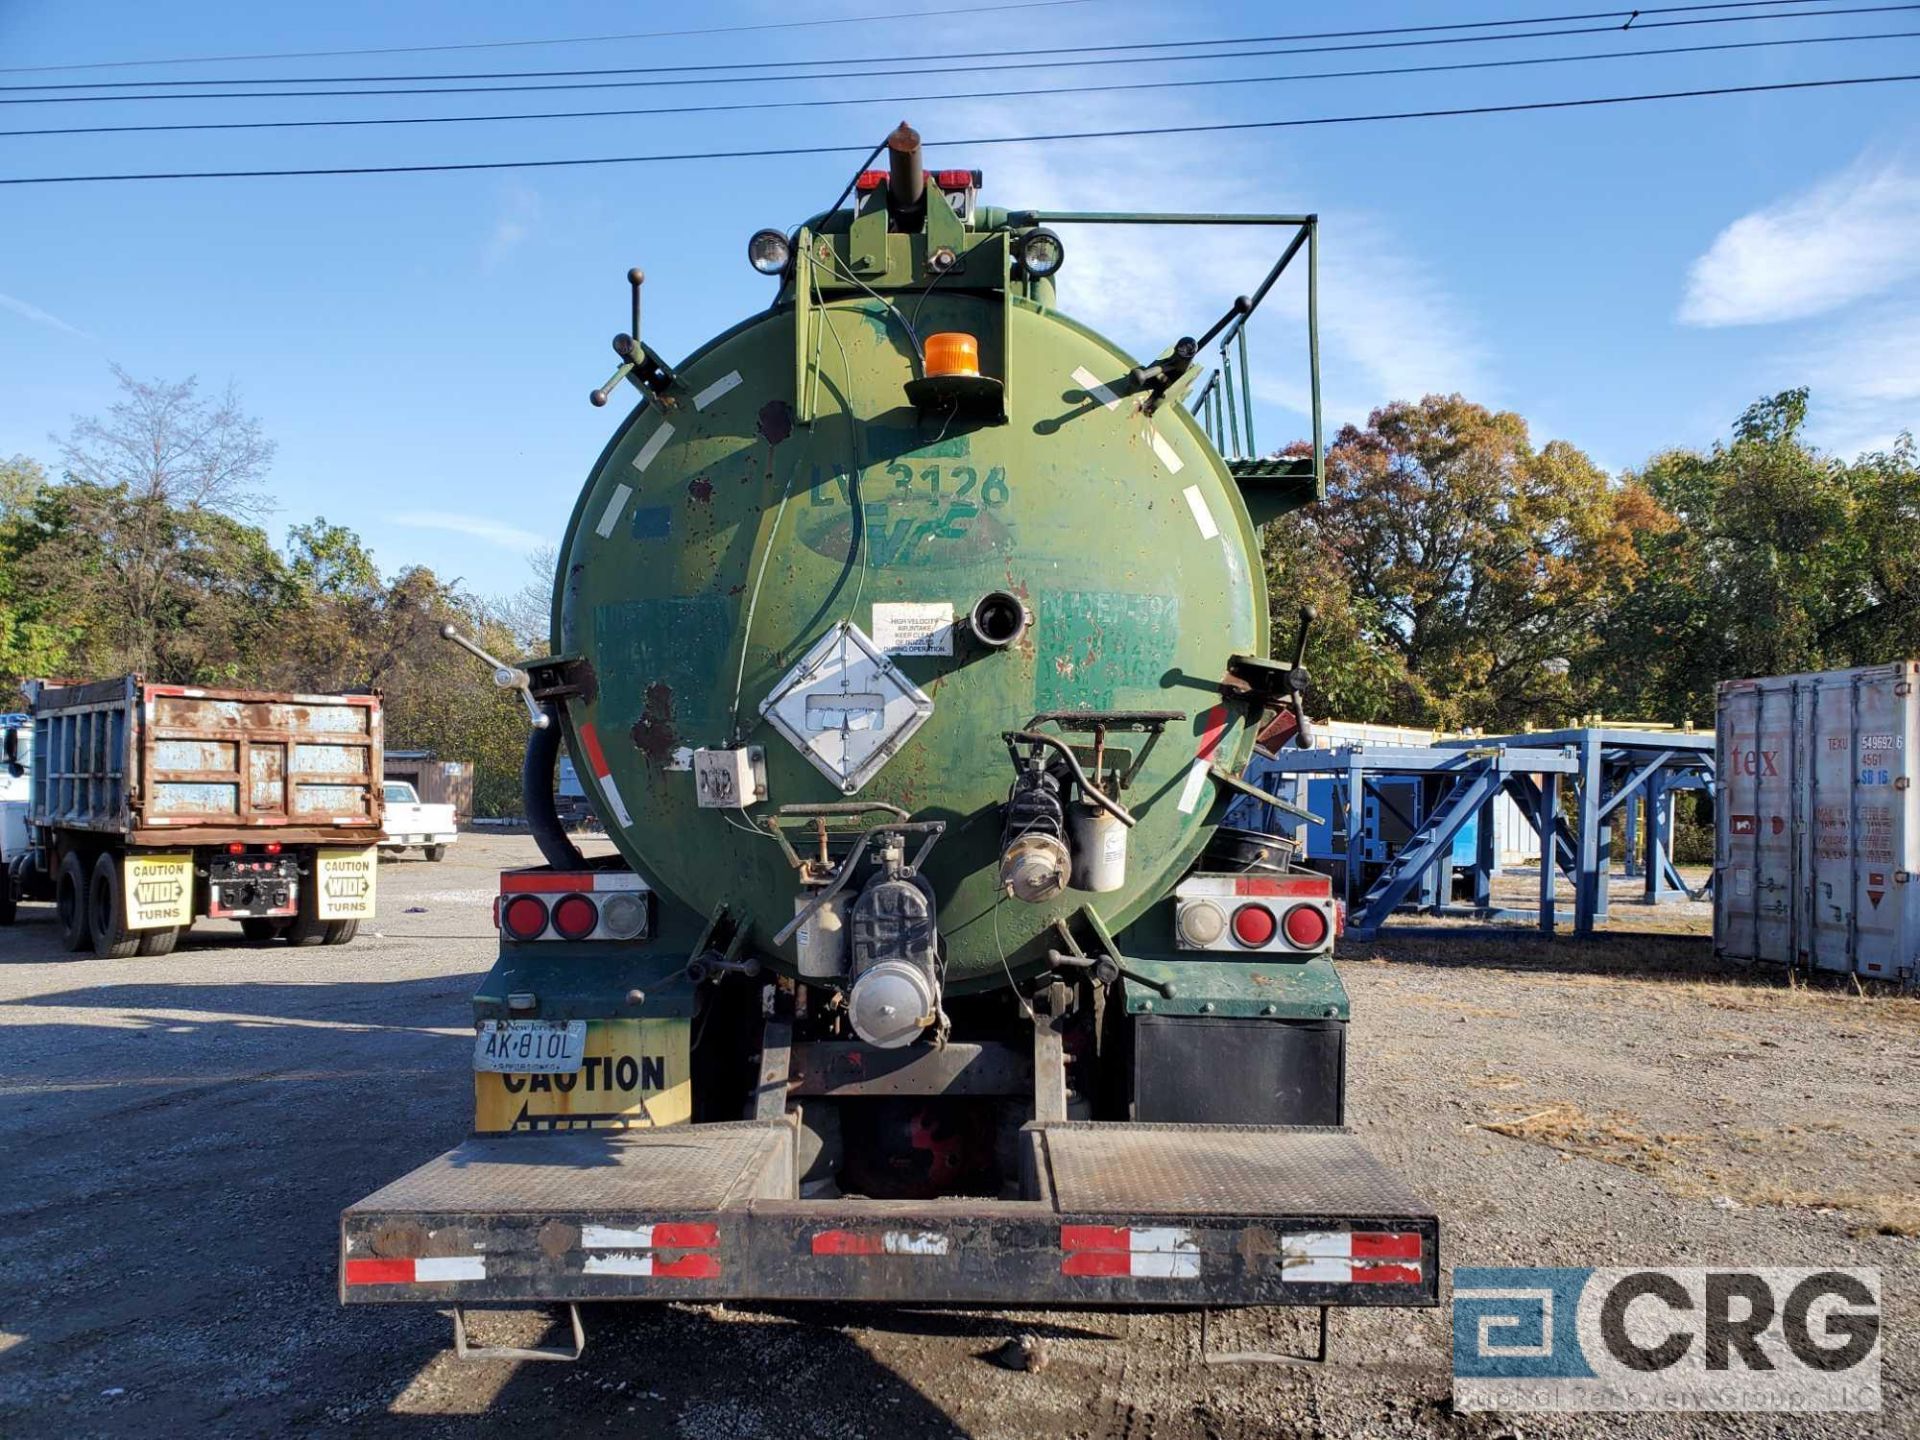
[923,331,980,378]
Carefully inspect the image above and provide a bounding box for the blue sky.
[0,0,1913,600]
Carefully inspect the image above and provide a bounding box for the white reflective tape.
[584,1252,655,1276]
[588,872,648,893]
[1182,483,1218,539]
[1283,1232,1354,1259]
[1152,430,1185,474]
[1177,757,1213,815]
[1124,1227,1197,1253]
[883,1232,952,1255]
[1130,1251,1201,1278]
[693,370,744,410]
[582,1224,653,1249]
[595,482,633,538]
[1282,1257,1354,1285]
[631,422,675,472]
[598,776,633,829]
[1071,366,1121,411]
[414,1256,486,1281]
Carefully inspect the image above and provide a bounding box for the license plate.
[474,1019,587,1074]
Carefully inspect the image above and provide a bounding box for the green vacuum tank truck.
[343,126,1436,1354]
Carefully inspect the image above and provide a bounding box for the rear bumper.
[341,1120,1438,1310]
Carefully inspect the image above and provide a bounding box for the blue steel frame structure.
[1244,729,1716,939]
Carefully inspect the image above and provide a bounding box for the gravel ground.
[0,834,1912,1438]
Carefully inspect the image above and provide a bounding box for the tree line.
[3,369,1916,814]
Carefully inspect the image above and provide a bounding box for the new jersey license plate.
[474,1019,587,1074]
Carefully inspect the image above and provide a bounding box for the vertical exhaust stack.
[886,120,926,232]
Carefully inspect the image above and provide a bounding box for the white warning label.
[871,601,954,656]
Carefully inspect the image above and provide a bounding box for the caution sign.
[474,1018,691,1133]
[315,847,378,920]
[125,852,192,930]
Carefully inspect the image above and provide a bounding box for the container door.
[1718,680,1795,964]
[1846,666,1916,979]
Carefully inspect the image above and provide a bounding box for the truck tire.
[424,845,446,862]
[89,853,141,960]
[56,851,91,952]
[136,925,181,957]
[321,919,360,945]
[0,871,15,926]
[240,918,284,944]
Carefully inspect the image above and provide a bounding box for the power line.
[0,0,1116,76]
[2,72,1910,186]
[4,26,1911,140]
[0,0,1872,100]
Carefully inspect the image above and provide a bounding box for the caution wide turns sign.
[124,852,192,930]
[316,847,378,920]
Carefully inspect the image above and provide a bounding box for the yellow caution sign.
[315,847,378,920]
[125,852,192,930]
[474,1018,692,1133]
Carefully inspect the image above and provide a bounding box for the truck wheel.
[88,853,141,960]
[56,852,92,952]
[424,846,446,863]
[321,919,360,945]
[240,918,284,944]
[137,925,181,957]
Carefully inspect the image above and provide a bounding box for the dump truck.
[0,676,383,954]
[342,125,1436,1360]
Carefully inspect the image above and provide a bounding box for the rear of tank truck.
[340,126,1437,1361]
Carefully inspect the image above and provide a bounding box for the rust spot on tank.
[688,476,713,503]
[631,682,678,765]
[758,399,794,446]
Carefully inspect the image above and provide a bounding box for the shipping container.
[1716,662,1919,981]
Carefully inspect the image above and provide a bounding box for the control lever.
[439,623,549,730]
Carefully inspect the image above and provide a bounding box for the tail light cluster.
[495,869,652,944]
[1173,874,1336,955]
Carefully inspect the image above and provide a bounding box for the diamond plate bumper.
[341,1119,1438,1308]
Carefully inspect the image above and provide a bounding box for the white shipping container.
[1715,662,1919,980]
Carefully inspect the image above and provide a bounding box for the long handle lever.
[440,624,549,730]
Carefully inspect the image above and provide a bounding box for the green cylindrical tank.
[555,219,1266,995]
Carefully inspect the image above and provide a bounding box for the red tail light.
[552,893,599,942]
[502,895,549,941]
[1284,903,1331,950]
[265,842,282,855]
[1231,903,1277,948]
[227,842,245,855]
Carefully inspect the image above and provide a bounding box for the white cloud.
[389,510,546,551]
[481,185,542,270]
[0,290,95,341]
[1680,157,1920,328]
[1801,304,1920,457]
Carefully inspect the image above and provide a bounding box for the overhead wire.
[1,25,1911,139]
[3,71,1914,186]
[0,0,1118,75]
[0,2,1888,104]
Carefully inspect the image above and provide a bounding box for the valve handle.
[439,623,550,730]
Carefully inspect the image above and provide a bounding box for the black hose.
[523,707,588,871]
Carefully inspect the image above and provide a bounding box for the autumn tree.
[1294,394,1658,730]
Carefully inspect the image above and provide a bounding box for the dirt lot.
[0,834,1913,1438]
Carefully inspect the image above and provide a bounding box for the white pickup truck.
[379,780,458,862]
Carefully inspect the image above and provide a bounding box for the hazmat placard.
[474,1018,691,1132]
[124,852,192,930]
[315,847,378,919]
[871,601,954,655]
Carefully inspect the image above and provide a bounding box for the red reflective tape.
[650,1222,719,1249]
[1062,1250,1133,1277]
[1351,1232,1421,1260]
[1196,704,1229,760]
[579,721,611,778]
[502,871,593,894]
[345,1257,414,1285]
[1233,876,1328,897]
[812,1230,884,1255]
[1060,1224,1130,1252]
[1351,1262,1423,1284]
[652,1253,721,1279]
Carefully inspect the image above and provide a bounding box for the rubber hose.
[523,706,588,871]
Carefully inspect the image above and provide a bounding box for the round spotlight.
[1014,227,1065,279]
[600,890,649,940]
[747,228,791,276]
